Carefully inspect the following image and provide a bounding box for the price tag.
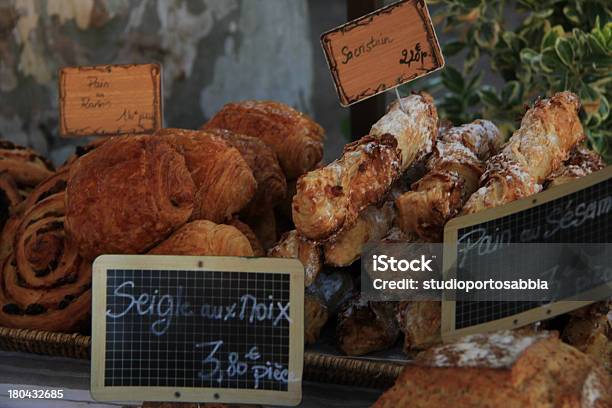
[59,63,162,137]
[321,0,444,106]
[91,255,304,406]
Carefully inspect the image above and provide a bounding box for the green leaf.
[554,37,575,66]
[541,25,565,49]
[464,46,480,74]
[475,21,500,48]
[540,47,565,73]
[442,41,466,56]
[479,86,501,106]
[519,48,539,64]
[501,81,523,106]
[562,5,580,24]
[441,66,465,94]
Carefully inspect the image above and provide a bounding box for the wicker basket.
[0,326,404,389]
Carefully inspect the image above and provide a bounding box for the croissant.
[370,92,439,171]
[0,182,91,332]
[66,135,195,260]
[0,140,54,188]
[149,220,253,257]
[227,218,265,257]
[546,144,605,188]
[203,100,325,179]
[293,134,401,240]
[396,120,503,241]
[155,128,256,222]
[204,128,286,216]
[336,297,400,356]
[323,201,395,267]
[462,92,584,214]
[60,137,109,170]
[268,230,321,287]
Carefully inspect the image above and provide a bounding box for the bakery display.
[374,330,611,407]
[396,120,502,241]
[547,144,606,187]
[462,92,584,214]
[203,100,325,179]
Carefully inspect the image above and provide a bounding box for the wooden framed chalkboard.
[441,165,612,341]
[91,255,304,406]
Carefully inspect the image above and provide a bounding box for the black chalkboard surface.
[91,255,304,405]
[441,165,612,341]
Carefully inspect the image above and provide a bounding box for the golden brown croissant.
[336,297,399,356]
[304,293,329,345]
[66,135,195,260]
[268,230,322,287]
[462,92,584,214]
[0,184,91,332]
[227,218,265,257]
[0,140,54,188]
[396,120,503,241]
[204,128,286,216]
[323,201,395,267]
[293,134,401,240]
[370,92,439,171]
[546,144,605,188]
[149,220,253,257]
[155,128,257,223]
[203,100,324,179]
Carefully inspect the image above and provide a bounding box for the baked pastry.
[60,137,110,170]
[336,296,399,356]
[396,301,441,354]
[306,268,355,316]
[562,301,611,372]
[547,144,606,188]
[373,330,612,407]
[66,135,195,260]
[149,220,253,257]
[370,92,438,171]
[204,128,286,217]
[293,93,436,241]
[323,201,395,267]
[292,134,401,240]
[155,128,256,223]
[227,219,265,257]
[0,140,54,189]
[203,100,324,179]
[462,92,584,214]
[396,120,502,241]
[268,230,321,287]
[0,173,22,231]
[243,208,277,250]
[304,293,329,344]
[0,189,91,332]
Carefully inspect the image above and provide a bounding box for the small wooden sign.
[91,255,304,406]
[321,0,444,106]
[59,63,162,137]
[441,165,612,342]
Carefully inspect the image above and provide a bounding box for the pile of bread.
[0,92,609,405]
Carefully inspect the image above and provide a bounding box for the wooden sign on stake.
[59,63,162,137]
[321,0,444,106]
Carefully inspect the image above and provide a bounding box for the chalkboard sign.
[441,165,612,341]
[91,255,304,406]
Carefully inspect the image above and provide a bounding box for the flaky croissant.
[204,128,286,216]
[66,135,195,260]
[462,92,584,214]
[546,144,605,188]
[268,229,321,287]
[323,201,395,267]
[149,220,253,257]
[155,128,257,223]
[370,92,438,171]
[396,120,503,241]
[203,100,324,179]
[293,134,401,240]
[227,218,265,257]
